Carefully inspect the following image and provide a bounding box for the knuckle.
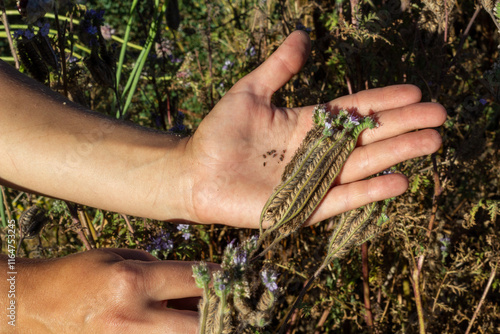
[107,261,144,295]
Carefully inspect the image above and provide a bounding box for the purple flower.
[86,25,99,36]
[246,46,256,57]
[147,229,174,253]
[222,59,234,71]
[39,23,50,37]
[296,22,312,33]
[14,29,24,39]
[440,236,451,252]
[67,56,79,64]
[233,250,247,266]
[479,98,487,105]
[347,114,360,126]
[24,29,35,40]
[176,224,191,240]
[214,271,230,296]
[261,270,278,292]
[168,54,183,64]
[86,9,105,25]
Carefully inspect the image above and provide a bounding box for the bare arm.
[0,59,191,221]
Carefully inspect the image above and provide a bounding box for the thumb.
[233,30,311,99]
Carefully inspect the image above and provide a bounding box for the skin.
[1,249,217,334]
[0,30,446,333]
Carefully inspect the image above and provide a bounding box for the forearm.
[0,60,191,221]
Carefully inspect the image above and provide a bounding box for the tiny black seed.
[273,153,277,158]
[263,162,266,166]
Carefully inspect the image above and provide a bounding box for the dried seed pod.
[19,206,47,239]
[261,127,345,226]
[257,108,377,255]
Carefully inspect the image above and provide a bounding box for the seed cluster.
[257,105,377,254]
[262,149,286,167]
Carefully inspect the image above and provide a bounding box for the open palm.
[184,31,446,229]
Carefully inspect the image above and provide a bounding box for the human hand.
[183,30,446,228]
[3,249,217,334]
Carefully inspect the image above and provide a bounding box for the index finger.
[142,260,220,301]
[328,84,423,115]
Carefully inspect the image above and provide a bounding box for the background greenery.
[0,0,499,333]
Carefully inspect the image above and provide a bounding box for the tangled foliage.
[0,0,499,333]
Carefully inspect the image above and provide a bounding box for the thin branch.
[465,261,498,334]
[361,242,374,332]
[449,5,481,68]
[411,154,443,334]
[0,0,20,69]
[121,213,135,234]
[65,201,93,251]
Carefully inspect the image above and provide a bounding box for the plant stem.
[53,8,68,97]
[0,186,6,228]
[199,284,209,334]
[0,0,19,69]
[465,261,498,334]
[411,154,442,334]
[1,186,12,221]
[361,242,374,332]
[411,268,427,334]
[217,292,227,334]
[276,275,317,334]
[65,201,93,250]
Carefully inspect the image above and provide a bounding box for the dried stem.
[0,0,20,69]
[411,154,442,334]
[1,186,13,221]
[465,261,498,334]
[121,213,135,234]
[53,8,68,97]
[361,242,374,332]
[65,201,93,251]
[411,268,427,334]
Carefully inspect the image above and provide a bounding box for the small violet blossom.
[214,271,230,296]
[296,22,312,32]
[39,23,50,37]
[87,25,99,36]
[232,249,248,267]
[261,270,278,292]
[246,45,256,57]
[222,60,234,71]
[347,114,360,126]
[147,229,174,253]
[176,223,191,240]
[440,236,451,252]
[24,29,35,39]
